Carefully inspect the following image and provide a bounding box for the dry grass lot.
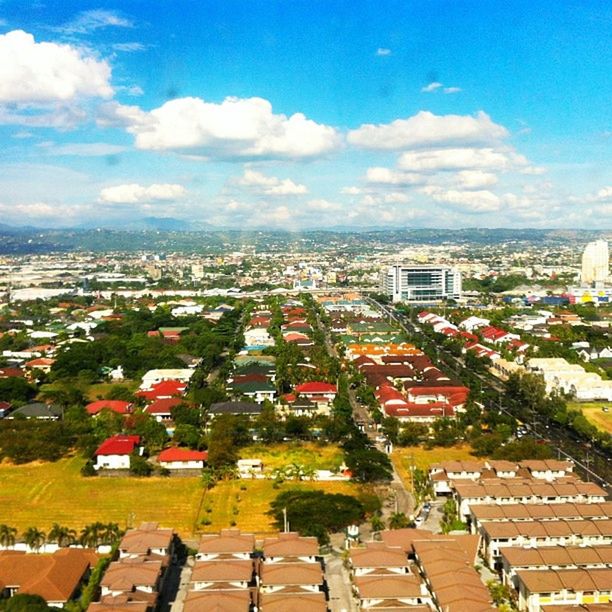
[568,401,612,434]
[0,457,203,535]
[239,442,344,471]
[392,444,476,491]
[0,455,359,538]
[198,479,359,535]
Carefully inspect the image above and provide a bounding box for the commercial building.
[581,239,609,286]
[380,264,462,303]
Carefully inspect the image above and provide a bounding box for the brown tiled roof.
[380,529,480,562]
[517,568,612,594]
[502,545,612,569]
[191,559,254,582]
[354,574,422,599]
[100,560,162,591]
[472,502,612,522]
[257,592,328,612]
[88,604,149,611]
[482,518,612,540]
[349,541,409,569]
[413,540,493,612]
[119,523,173,555]
[183,589,252,612]
[260,562,323,586]
[198,528,255,555]
[0,548,97,603]
[262,532,319,558]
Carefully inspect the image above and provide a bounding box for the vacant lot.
[239,442,344,472]
[0,457,203,535]
[568,401,612,434]
[199,479,359,535]
[0,456,360,538]
[392,445,476,490]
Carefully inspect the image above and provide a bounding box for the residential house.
[158,447,207,471]
[94,435,141,471]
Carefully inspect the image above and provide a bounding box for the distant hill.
[76,216,213,232]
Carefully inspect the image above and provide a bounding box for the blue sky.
[0,0,610,229]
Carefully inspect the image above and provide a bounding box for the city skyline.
[0,1,610,230]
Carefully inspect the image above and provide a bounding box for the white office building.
[381,264,462,303]
[581,239,609,285]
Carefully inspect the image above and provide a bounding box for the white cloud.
[45,142,127,156]
[421,82,443,93]
[341,186,362,195]
[420,186,502,212]
[97,101,148,128]
[519,165,547,175]
[581,186,612,203]
[58,10,133,34]
[0,30,113,104]
[443,87,462,94]
[99,183,187,204]
[397,147,527,172]
[112,42,147,53]
[306,199,342,211]
[236,169,308,195]
[107,96,340,160]
[361,192,411,206]
[365,167,423,185]
[455,170,499,189]
[376,48,392,56]
[347,111,508,150]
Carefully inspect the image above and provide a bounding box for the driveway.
[326,554,357,612]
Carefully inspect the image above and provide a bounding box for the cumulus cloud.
[397,147,527,172]
[0,30,113,104]
[443,87,461,94]
[420,186,502,212]
[376,48,392,56]
[365,167,424,185]
[104,96,340,160]
[341,186,362,195]
[347,111,508,150]
[421,82,443,93]
[455,170,499,189]
[99,183,187,204]
[306,199,342,211]
[58,10,133,34]
[236,169,308,195]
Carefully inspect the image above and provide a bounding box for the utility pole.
[282,507,289,533]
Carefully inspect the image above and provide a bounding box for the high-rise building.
[381,264,462,303]
[581,240,609,285]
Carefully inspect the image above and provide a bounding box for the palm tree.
[0,524,17,548]
[22,527,46,552]
[101,523,122,545]
[388,512,410,530]
[48,523,76,547]
[79,522,105,548]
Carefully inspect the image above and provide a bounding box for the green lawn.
[239,442,344,472]
[85,380,139,401]
[567,401,612,434]
[392,444,476,491]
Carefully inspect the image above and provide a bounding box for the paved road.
[326,554,357,612]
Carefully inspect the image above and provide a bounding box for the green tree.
[0,524,17,548]
[22,526,46,552]
[0,594,52,611]
[47,523,76,547]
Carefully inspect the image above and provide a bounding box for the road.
[326,554,357,612]
[369,297,612,490]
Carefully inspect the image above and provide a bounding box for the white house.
[94,435,140,470]
[158,447,207,470]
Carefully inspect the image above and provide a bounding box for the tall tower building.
[581,240,609,285]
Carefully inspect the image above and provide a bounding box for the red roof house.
[94,435,141,470]
[158,447,207,470]
[86,400,132,416]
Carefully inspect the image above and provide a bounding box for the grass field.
[0,457,204,535]
[239,442,344,472]
[0,455,359,538]
[85,380,139,401]
[198,479,359,534]
[392,445,476,490]
[567,401,612,434]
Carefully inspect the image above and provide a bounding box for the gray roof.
[10,402,63,419]
[209,401,263,415]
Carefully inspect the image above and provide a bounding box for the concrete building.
[581,239,609,286]
[381,264,462,303]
